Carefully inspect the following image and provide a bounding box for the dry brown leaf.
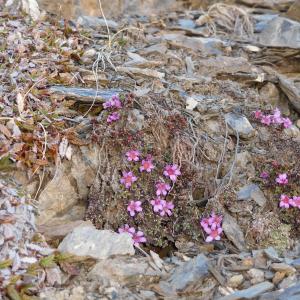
[0,124,12,138]
[35,158,48,166]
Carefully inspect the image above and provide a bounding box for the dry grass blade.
[201,3,254,37]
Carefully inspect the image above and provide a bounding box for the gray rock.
[259,82,289,115]
[88,257,160,284]
[37,144,102,226]
[225,113,255,139]
[284,125,300,139]
[178,19,196,29]
[58,225,135,259]
[278,275,297,289]
[77,16,119,29]
[223,213,246,251]
[160,254,209,292]
[291,257,300,269]
[254,14,278,33]
[278,75,300,113]
[237,184,267,207]
[139,290,156,299]
[218,281,274,300]
[264,247,282,263]
[258,17,300,48]
[277,283,300,300]
[258,290,282,300]
[37,164,79,225]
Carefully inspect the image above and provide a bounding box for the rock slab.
[58,225,135,259]
[237,184,267,207]
[160,254,209,293]
[218,281,274,300]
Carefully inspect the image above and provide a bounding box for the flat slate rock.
[159,254,209,294]
[218,281,274,300]
[49,86,121,103]
[237,184,267,207]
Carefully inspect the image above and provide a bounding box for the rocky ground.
[0,0,300,299]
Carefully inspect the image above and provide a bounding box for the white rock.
[58,225,135,259]
[248,268,265,284]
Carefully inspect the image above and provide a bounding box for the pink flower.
[163,164,181,182]
[290,196,300,209]
[120,171,137,189]
[140,159,155,173]
[261,114,272,125]
[107,112,120,123]
[103,101,112,109]
[110,95,122,109]
[132,231,147,246]
[201,213,223,241]
[200,217,210,232]
[118,224,135,236]
[208,213,223,230]
[282,117,292,129]
[160,201,174,217]
[150,198,164,212]
[103,95,122,110]
[155,182,171,196]
[127,200,143,217]
[126,150,140,162]
[254,110,263,119]
[260,171,269,179]
[276,173,288,185]
[272,108,283,124]
[279,194,291,208]
[205,227,223,242]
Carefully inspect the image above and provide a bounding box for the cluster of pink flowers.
[119,149,182,245]
[276,173,288,185]
[103,95,122,123]
[254,108,292,128]
[125,151,155,172]
[148,165,180,217]
[279,194,300,209]
[150,198,174,216]
[200,213,223,243]
[118,224,146,246]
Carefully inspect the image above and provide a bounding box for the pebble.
[272,271,286,285]
[228,274,244,288]
[248,268,265,284]
[225,112,256,139]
